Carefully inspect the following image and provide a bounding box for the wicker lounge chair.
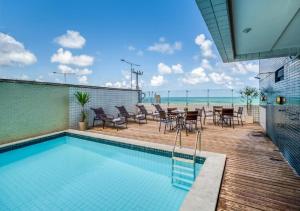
[91,107,127,130]
[115,105,146,124]
[136,104,155,121]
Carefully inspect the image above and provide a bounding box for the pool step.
[172,182,190,191]
[173,164,194,172]
[172,157,194,164]
[173,170,194,178]
[172,176,194,185]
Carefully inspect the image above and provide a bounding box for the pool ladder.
[171,129,202,190]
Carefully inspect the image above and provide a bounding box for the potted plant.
[240,86,259,123]
[74,91,90,130]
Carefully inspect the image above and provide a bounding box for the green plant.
[74,91,90,122]
[240,86,259,114]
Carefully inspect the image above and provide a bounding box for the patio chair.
[167,107,178,119]
[185,111,199,135]
[136,104,152,122]
[220,108,234,128]
[115,105,146,124]
[90,107,127,130]
[158,110,175,134]
[202,106,214,125]
[195,108,203,129]
[234,107,243,126]
[152,103,164,120]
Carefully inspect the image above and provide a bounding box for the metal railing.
[141,89,259,107]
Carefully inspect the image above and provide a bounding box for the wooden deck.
[88,120,300,211]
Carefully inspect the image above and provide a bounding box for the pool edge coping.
[0,129,226,211]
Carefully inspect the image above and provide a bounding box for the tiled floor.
[88,119,300,211]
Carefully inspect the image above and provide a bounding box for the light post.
[52,71,76,83]
[120,59,140,89]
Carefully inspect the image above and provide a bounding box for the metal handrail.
[193,130,201,179]
[172,129,181,158]
[193,130,201,162]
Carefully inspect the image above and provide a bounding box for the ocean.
[142,97,259,105]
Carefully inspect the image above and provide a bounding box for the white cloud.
[195,34,214,58]
[51,48,94,67]
[158,63,172,74]
[57,64,92,75]
[158,62,184,75]
[171,64,184,74]
[121,70,131,80]
[150,75,165,86]
[58,64,76,74]
[77,75,88,84]
[0,33,37,67]
[209,72,235,89]
[19,74,30,80]
[77,68,92,75]
[55,30,86,49]
[128,45,136,51]
[35,75,44,82]
[231,62,259,74]
[181,67,209,85]
[159,37,166,42]
[105,82,113,87]
[201,59,212,70]
[148,38,182,54]
[137,50,144,56]
[128,45,143,56]
[105,80,130,88]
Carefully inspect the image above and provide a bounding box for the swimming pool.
[0,134,204,210]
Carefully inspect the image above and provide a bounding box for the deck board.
[88,120,300,211]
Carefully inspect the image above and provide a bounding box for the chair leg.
[232,118,234,128]
[204,116,206,125]
[164,124,167,134]
[241,117,243,126]
[159,121,161,132]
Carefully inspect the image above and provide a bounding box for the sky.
[0,0,258,91]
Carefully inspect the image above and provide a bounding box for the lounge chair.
[152,104,164,120]
[115,105,146,124]
[90,107,127,130]
[136,104,154,121]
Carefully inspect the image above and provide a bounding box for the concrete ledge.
[0,129,226,211]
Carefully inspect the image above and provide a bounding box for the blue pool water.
[0,136,202,210]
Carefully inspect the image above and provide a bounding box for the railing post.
[167,90,170,107]
[185,90,189,107]
[207,89,210,107]
[231,89,234,107]
[151,91,154,104]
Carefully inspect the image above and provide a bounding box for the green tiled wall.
[0,82,69,144]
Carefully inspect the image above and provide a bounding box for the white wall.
[259,106,266,132]
[69,87,139,128]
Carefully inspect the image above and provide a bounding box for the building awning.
[196,0,300,62]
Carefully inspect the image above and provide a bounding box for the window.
[275,66,284,83]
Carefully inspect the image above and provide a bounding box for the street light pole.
[120,59,140,89]
[52,72,76,83]
[132,69,143,90]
